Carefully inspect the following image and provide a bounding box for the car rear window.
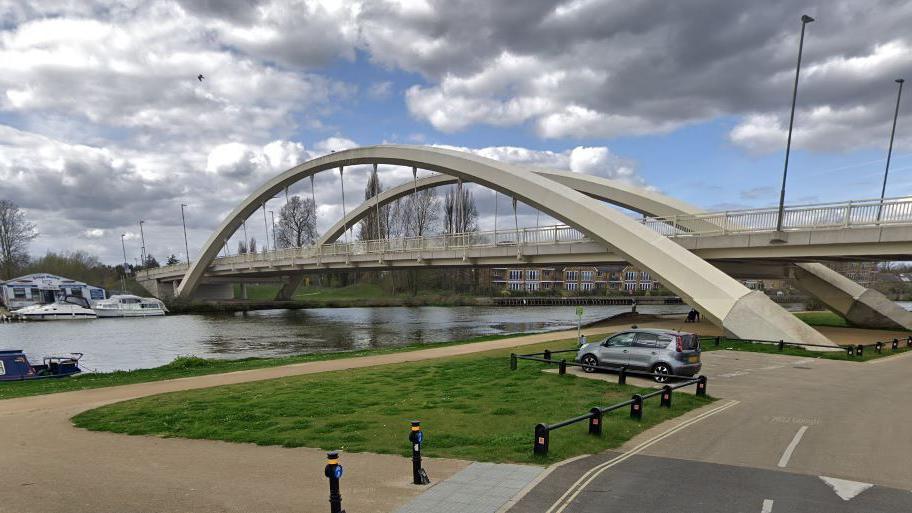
[681,334,699,350]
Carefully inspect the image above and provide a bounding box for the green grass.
[701,337,911,361]
[0,334,517,401]
[794,311,852,328]
[226,283,481,307]
[72,339,713,464]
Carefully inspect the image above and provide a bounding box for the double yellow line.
[544,400,741,513]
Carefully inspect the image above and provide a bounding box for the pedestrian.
[695,310,701,322]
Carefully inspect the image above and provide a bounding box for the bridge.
[138,145,912,345]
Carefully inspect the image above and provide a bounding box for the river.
[3,304,697,372]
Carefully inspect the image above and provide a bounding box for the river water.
[2,304,696,372]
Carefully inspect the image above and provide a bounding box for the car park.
[575,328,701,382]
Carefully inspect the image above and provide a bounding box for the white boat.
[92,294,168,318]
[14,296,97,321]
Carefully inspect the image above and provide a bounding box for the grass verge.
[72,338,713,464]
[0,334,517,401]
[702,337,911,361]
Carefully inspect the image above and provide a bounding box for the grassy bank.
[0,334,517,401]
[73,338,713,464]
[794,311,851,328]
[702,337,911,361]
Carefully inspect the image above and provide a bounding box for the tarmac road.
[511,349,912,513]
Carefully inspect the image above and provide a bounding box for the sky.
[1,0,911,265]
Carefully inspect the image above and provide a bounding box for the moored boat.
[0,350,83,380]
[92,294,167,318]
[13,296,97,321]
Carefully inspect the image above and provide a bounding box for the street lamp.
[138,220,146,267]
[269,210,277,251]
[776,14,815,233]
[878,78,905,222]
[180,203,191,268]
[120,233,128,293]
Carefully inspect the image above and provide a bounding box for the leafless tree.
[0,199,37,279]
[443,184,478,234]
[237,239,248,254]
[248,237,258,254]
[277,195,317,248]
[358,172,392,241]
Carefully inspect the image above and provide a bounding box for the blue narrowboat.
[0,350,83,381]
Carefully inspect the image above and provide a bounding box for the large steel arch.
[180,145,833,345]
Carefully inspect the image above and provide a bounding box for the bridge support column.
[275,275,304,301]
[239,283,248,300]
[722,290,837,345]
[793,263,912,330]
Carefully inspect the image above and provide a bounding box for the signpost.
[576,306,584,344]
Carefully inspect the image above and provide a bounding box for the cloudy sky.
[2,0,911,265]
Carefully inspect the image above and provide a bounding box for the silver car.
[575,328,702,382]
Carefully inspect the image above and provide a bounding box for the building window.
[640,282,650,290]
[526,282,539,291]
[508,282,522,291]
[641,272,650,281]
[566,282,578,291]
[625,271,636,281]
[527,270,538,280]
[566,271,578,281]
[625,282,636,292]
[509,270,522,280]
[581,271,593,282]
[581,282,594,291]
[12,288,26,299]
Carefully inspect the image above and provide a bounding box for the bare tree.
[443,185,478,234]
[237,239,248,254]
[248,237,258,254]
[277,195,317,248]
[0,200,37,279]
[358,172,392,241]
[405,188,440,237]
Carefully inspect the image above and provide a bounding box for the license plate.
[688,355,700,363]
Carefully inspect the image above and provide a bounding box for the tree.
[0,199,38,279]
[443,184,478,234]
[237,239,248,254]
[277,195,317,248]
[143,254,160,269]
[166,254,180,265]
[358,171,392,241]
[248,237,257,254]
[396,188,440,237]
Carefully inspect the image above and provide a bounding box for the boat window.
[13,287,26,299]
[0,360,5,375]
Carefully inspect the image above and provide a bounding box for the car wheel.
[652,363,671,383]
[581,354,598,373]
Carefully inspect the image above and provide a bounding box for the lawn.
[701,336,912,362]
[794,311,851,328]
[72,339,713,464]
[0,334,516,401]
[230,283,480,306]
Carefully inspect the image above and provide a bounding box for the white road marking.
[544,400,741,513]
[777,425,808,468]
[761,499,774,512]
[820,476,874,501]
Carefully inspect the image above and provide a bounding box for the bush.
[163,355,213,370]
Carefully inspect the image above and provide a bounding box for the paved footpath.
[511,346,912,513]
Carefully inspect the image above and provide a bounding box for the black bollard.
[510,353,517,370]
[534,424,549,455]
[559,359,567,375]
[892,339,899,351]
[696,375,708,397]
[876,342,883,354]
[630,394,643,420]
[857,344,864,357]
[324,451,346,513]
[778,340,784,351]
[543,349,552,361]
[847,345,854,357]
[907,336,912,348]
[588,408,602,436]
[409,421,430,485]
[660,385,672,408]
[714,336,721,347]
[618,366,627,385]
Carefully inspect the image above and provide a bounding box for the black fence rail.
[702,334,912,357]
[510,349,697,384]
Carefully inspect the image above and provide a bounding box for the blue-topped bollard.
[324,451,345,513]
[409,421,430,485]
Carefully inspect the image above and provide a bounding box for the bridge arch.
[179,145,833,345]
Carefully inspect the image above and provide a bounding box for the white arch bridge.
[137,145,912,346]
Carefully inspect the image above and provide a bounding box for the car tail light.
[675,336,683,352]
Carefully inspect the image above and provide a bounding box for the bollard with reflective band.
[876,342,883,354]
[559,360,567,375]
[778,340,784,351]
[588,408,602,436]
[846,345,854,357]
[714,336,721,347]
[409,421,430,485]
[510,353,517,371]
[907,336,912,348]
[892,339,899,351]
[660,385,672,408]
[534,424,549,455]
[630,394,643,420]
[543,349,551,361]
[324,451,346,513]
[857,344,864,357]
[696,375,708,397]
[618,366,627,385]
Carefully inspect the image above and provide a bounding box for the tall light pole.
[269,210,277,251]
[878,78,905,222]
[138,220,146,267]
[776,14,815,233]
[120,233,128,293]
[180,203,191,268]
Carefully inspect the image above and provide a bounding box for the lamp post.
[878,78,905,222]
[269,210,277,251]
[180,203,191,268]
[120,233,128,293]
[138,220,146,267]
[776,14,815,233]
